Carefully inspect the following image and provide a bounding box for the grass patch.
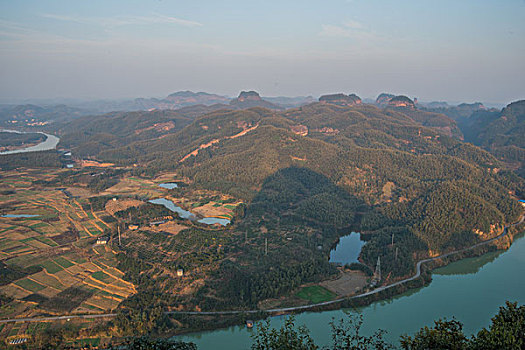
[0,226,18,233]
[3,245,27,253]
[81,303,105,311]
[14,278,46,293]
[98,290,124,300]
[88,228,101,235]
[34,236,58,247]
[91,271,110,282]
[69,255,87,264]
[53,257,74,269]
[41,260,63,274]
[295,285,336,303]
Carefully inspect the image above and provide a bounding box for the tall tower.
[374,256,381,281]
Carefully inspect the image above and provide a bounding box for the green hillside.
[53,101,523,309]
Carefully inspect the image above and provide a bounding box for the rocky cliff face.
[319,93,362,106]
[237,91,263,102]
[375,93,416,109]
[376,93,395,106]
[388,95,416,109]
[229,91,283,110]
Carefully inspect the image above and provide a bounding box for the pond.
[329,232,365,265]
[149,198,195,220]
[0,129,60,155]
[149,198,231,226]
[159,183,179,189]
[176,233,525,349]
[1,214,39,218]
[197,217,231,226]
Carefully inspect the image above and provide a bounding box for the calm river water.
[176,233,525,349]
[0,129,60,155]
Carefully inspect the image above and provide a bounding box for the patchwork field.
[0,169,136,337]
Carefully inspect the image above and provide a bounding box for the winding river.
[176,233,525,348]
[0,129,60,155]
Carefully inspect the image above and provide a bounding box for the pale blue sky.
[1,0,524,103]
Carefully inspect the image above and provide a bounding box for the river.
[176,233,525,348]
[0,129,60,155]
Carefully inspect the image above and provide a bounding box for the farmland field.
[0,169,136,329]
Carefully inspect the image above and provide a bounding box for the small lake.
[0,129,60,155]
[176,233,525,349]
[149,198,232,226]
[149,198,195,220]
[329,232,365,265]
[159,183,179,189]
[1,214,39,218]
[197,217,230,226]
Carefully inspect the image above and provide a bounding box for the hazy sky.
[1,0,524,103]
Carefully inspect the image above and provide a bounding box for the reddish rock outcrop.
[319,93,362,107]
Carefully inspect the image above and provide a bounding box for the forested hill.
[55,109,195,158]
[464,100,525,150]
[445,100,525,179]
[55,101,523,257]
[46,98,525,311]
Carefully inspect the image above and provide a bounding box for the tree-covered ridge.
[48,100,523,310]
[56,109,194,158]
[55,103,521,255]
[0,131,45,148]
[427,100,525,179]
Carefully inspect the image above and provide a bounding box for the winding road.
[0,213,523,324]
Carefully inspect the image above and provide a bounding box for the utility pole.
[391,233,394,246]
[118,225,121,246]
[265,237,268,256]
[395,247,398,261]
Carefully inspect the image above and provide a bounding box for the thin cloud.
[41,13,203,28]
[342,20,363,29]
[319,20,367,38]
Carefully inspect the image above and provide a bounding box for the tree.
[400,318,467,350]
[329,314,392,350]
[470,301,525,350]
[110,336,197,350]
[251,316,318,350]
[251,314,392,350]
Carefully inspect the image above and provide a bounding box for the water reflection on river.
[176,234,525,349]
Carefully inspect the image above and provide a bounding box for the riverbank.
[165,212,524,337]
[176,226,525,348]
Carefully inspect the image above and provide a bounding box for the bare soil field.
[104,198,144,215]
[146,221,188,235]
[320,270,368,296]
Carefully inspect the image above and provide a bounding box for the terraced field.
[0,170,136,341]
